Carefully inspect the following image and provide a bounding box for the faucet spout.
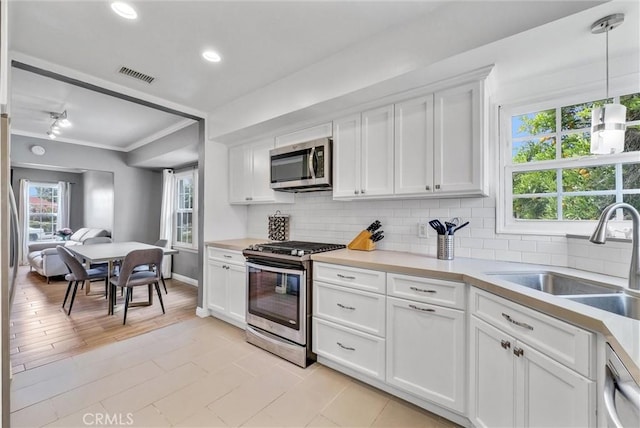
[590,202,640,291]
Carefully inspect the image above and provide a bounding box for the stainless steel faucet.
[590,202,640,291]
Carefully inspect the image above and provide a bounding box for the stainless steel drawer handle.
[409,286,437,294]
[513,347,524,357]
[223,255,232,258]
[337,274,356,280]
[337,342,355,351]
[409,304,435,312]
[500,340,511,349]
[502,313,534,331]
[337,303,356,310]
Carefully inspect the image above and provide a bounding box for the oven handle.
[246,261,306,276]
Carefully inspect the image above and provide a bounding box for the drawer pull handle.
[223,255,232,259]
[337,274,356,280]
[409,304,435,312]
[337,303,356,310]
[513,347,524,357]
[337,342,355,351]
[502,313,534,331]
[409,286,437,294]
[500,340,511,349]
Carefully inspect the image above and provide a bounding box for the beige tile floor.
[11,316,461,427]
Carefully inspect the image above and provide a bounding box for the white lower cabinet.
[205,247,247,328]
[469,293,595,428]
[386,296,466,413]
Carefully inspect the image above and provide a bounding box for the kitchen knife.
[371,231,384,242]
[366,220,382,233]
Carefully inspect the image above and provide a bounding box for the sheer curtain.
[159,169,175,278]
[18,179,30,265]
[57,181,71,231]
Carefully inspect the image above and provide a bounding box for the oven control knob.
[297,250,305,256]
[291,249,297,256]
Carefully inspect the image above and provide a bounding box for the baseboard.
[171,272,198,287]
[196,307,210,318]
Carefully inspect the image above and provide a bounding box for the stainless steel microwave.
[270,138,332,192]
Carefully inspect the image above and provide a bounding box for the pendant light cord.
[605,26,610,100]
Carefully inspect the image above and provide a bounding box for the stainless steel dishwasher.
[605,345,640,427]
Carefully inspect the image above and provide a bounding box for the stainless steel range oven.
[243,241,345,367]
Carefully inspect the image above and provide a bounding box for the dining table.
[67,241,178,315]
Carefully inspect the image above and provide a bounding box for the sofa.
[27,228,110,282]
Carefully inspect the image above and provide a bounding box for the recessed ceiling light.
[111,2,138,20]
[202,50,221,63]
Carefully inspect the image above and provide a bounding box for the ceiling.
[7,0,618,161]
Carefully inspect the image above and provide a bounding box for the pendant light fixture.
[590,13,627,155]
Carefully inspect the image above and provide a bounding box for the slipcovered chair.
[57,246,109,315]
[110,248,165,325]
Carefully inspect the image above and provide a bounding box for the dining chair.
[110,248,165,325]
[133,239,169,294]
[57,246,109,315]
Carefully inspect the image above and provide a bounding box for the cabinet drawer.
[313,317,385,381]
[314,281,385,337]
[207,247,245,265]
[470,287,594,378]
[313,262,385,294]
[387,273,465,309]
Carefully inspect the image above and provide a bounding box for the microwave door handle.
[308,147,316,179]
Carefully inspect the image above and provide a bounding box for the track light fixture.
[47,110,71,139]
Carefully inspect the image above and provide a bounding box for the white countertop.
[312,248,639,384]
[205,239,639,383]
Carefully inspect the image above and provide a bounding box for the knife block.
[347,230,376,251]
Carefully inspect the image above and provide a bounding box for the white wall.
[247,193,632,280]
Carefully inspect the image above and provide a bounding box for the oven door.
[246,261,307,345]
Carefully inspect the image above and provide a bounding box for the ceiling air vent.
[118,66,155,84]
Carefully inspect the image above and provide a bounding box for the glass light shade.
[58,118,71,128]
[590,103,627,154]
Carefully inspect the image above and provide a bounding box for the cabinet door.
[228,145,249,204]
[394,95,434,195]
[386,297,466,412]
[361,105,394,197]
[206,260,227,313]
[516,341,595,428]
[249,138,276,202]
[469,316,517,428]
[433,81,484,194]
[333,114,361,198]
[226,264,247,325]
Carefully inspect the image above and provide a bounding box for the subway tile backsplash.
[247,192,632,280]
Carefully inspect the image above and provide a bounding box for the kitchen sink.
[486,271,620,296]
[564,294,640,321]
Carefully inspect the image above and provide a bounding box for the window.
[500,92,640,235]
[28,182,60,241]
[174,170,197,248]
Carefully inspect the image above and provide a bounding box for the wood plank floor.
[10,265,198,374]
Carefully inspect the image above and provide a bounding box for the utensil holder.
[437,235,454,260]
[268,210,289,241]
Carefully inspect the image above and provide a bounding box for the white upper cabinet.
[394,95,434,195]
[333,105,394,199]
[395,79,487,197]
[434,81,484,195]
[228,138,294,205]
[275,122,332,148]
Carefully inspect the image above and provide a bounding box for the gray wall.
[11,167,84,232]
[82,170,114,232]
[11,135,162,243]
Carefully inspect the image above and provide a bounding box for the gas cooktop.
[244,241,345,258]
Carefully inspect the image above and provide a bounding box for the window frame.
[498,90,640,236]
[27,181,61,241]
[173,170,197,250]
